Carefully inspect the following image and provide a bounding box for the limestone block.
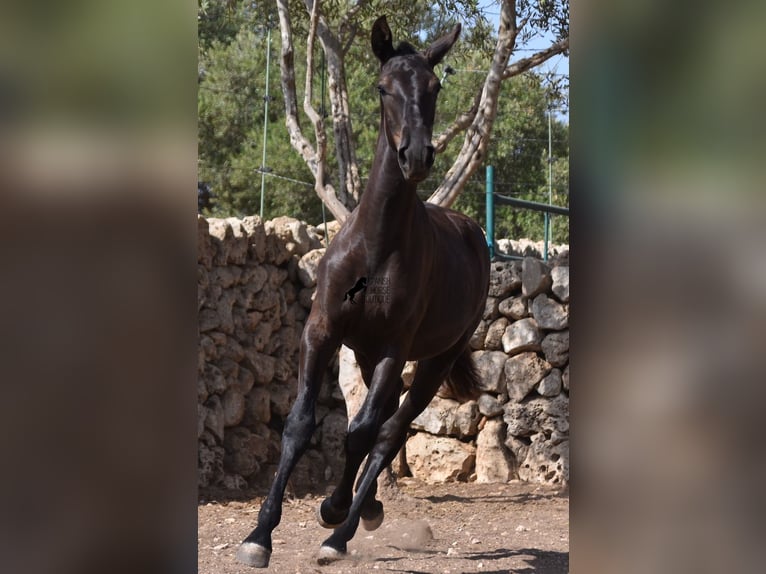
[541,330,569,367]
[537,368,562,397]
[297,248,326,288]
[472,350,509,393]
[477,393,504,418]
[405,433,476,483]
[521,257,552,298]
[222,387,245,427]
[501,318,543,355]
[504,352,551,403]
[531,294,568,330]
[475,419,514,483]
[503,393,569,437]
[551,265,569,302]
[484,317,509,351]
[498,295,528,320]
[203,396,225,442]
[488,261,522,298]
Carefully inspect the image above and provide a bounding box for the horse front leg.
[314,354,406,562]
[317,354,455,564]
[318,373,401,529]
[237,319,339,568]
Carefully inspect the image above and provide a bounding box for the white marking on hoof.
[317,545,345,565]
[316,502,344,529]
[236,542,271,568]
[361,507,384,531]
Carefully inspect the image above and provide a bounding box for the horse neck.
[356,130,422,260]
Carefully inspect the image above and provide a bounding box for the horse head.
[371,16,461,183]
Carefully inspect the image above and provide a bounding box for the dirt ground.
[198,478,569,573]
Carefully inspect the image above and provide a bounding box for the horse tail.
[444,347,482,402]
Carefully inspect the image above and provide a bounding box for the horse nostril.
[398,145,409,166]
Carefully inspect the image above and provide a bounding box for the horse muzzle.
[397,132,435,182]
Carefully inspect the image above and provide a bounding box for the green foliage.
[198,1,568,242]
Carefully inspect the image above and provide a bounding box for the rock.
[298,287,315,309]
[482,296,499,320]
[504,352,551,403]
[562,364,569,391]
[411,396,479,439]
[501,318,542,355]
[472,351,508,393]
[236,366,255,395]
[477,393,504,417]
[405,433,476,483]
[198,373,209,403]
[266,216,313,257]
[245,386,271,425]
[488,261,522,298]
[507,434,569,485]
[198,216,214,267]
[241,215,267,262]
[222,387,245,427]
[498,296,528,320]
[198,431,224,488]
[297,248,325,288]
[338,345,366,422]
[521,257,552,298]
[223,428,259,477]
[537,369,562,397]
[470,319,490,350]
[541,330,569,367]
[401,361,418,389]
[319,411,348,481]
[475,419,514,483]
[410,396,460,435]
[204,363,227,396]
[203,396,225,442]
[503,393,569,437]
[551,265,569,302]
[197,403,206,438]
[483,317,509,351]
[269,382,294,417]
[531,294,568,330]
[454,401,481,438]
[245,350,276,385]
[198,308,219,332]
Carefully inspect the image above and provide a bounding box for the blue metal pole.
[486,165,495,260]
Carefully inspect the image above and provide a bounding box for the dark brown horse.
[237,15,490,568]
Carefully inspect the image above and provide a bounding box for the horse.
[236,15,490,568]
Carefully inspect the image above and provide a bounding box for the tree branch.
[433,91,481,153]
[276,0,350,222]
[427,0,519,207]
[503,37,569,79]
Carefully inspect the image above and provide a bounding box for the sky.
[478,0,569,122]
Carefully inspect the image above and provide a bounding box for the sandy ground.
[198,478,569,573]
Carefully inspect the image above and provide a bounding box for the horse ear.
[371,15,395,64]
[424,23,461,68]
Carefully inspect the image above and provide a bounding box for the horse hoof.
[317,545,345,565]
[316,500,346,529]
[236,542,271,568]
[361,506,384,531]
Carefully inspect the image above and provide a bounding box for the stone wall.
[198,215,569,491]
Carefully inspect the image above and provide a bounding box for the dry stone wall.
[198,215,569,491]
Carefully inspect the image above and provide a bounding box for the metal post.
[543,103,553,261]
[259,26,272,219]
[486,165,495,260]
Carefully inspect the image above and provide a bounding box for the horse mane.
[394,41,419,57]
